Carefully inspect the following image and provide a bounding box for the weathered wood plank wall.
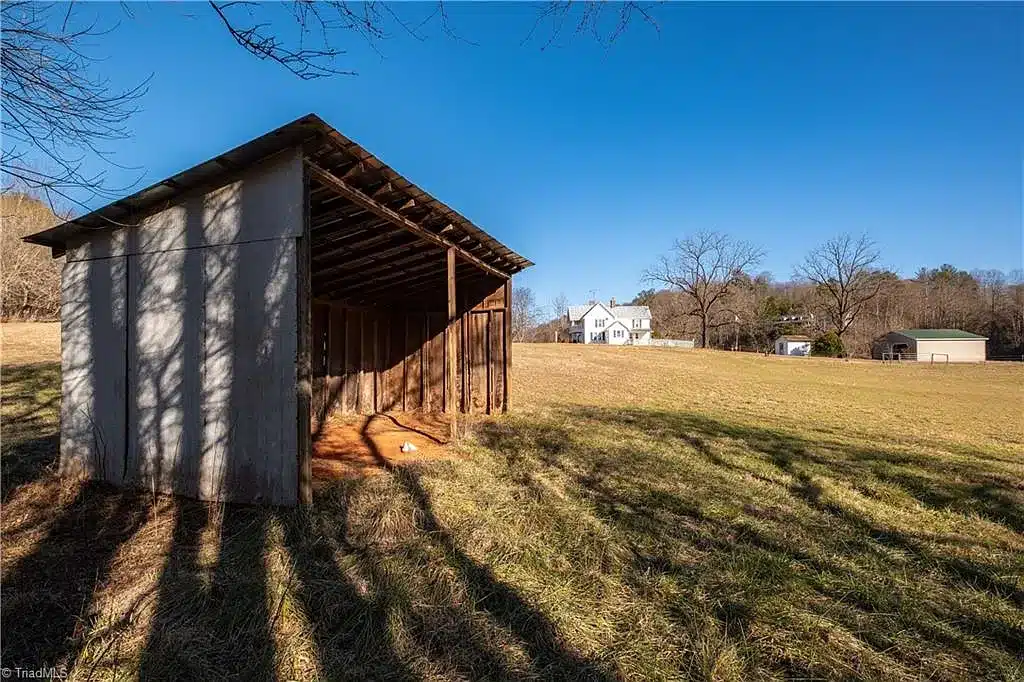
[59,149,304,506]
[310,281,508,419]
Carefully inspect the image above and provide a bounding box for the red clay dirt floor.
[312,412,457,480]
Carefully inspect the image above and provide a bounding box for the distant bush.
[812,331,844,358]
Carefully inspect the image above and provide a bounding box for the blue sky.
[36,2,1024,312]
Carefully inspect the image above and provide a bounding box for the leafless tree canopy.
[1,191,63,319]
[644,231,765,347]
[795,234,883,339]
[0,1,148,208]
[1,1,657,206]
[550,292,570,321]
[511,285,540,342]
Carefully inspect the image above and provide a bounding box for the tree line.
[515,231,1024,359]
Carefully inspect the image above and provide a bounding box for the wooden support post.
[446,247,457,440]
[503,278,512,412]
[297,167,313,506]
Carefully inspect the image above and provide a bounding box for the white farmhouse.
[774,335,812,356]
[567,300,652,345]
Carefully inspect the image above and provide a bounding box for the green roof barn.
[873,329,987,363]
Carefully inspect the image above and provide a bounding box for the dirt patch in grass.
[312,412,456,479]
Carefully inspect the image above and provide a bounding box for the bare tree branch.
[643,230,764,347]
[2,1,659,212]
[794,234,883,340]
[0,1,149,210]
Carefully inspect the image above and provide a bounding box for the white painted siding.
[60,256,128,483]
[580,305,615,344]
[776,340,811,356]
[60,148,303,505]
[574,304,651,344]
[915,339,986,363]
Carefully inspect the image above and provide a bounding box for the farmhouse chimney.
[610,297,617,307]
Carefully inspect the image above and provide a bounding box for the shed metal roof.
[894,329,988,341]
[22,114,532,277]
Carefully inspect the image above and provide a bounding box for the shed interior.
[302,130,524,444]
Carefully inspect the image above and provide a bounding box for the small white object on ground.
[400,441,418,453]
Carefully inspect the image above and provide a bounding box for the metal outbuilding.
[24,114,532,506]
[872,329,987,363]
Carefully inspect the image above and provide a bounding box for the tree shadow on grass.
[0,482,152,672]
[137,501,278,681]
[280,418,621,681]
[475,406,1024,680]
[1,362,62,502]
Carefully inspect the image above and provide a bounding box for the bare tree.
[550,292,570,321]
[644,231,764,348]
[1,2,148,208]
[1,191,63,319]
[511,285,539,342]
[795,234,883,342]
[2,1,657,207]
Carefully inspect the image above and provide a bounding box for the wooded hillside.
[1,192,62,320]
[632,267,1024,359]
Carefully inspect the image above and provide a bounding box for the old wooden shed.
[24,114,532,506]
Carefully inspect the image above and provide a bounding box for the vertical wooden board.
[405,313,423,410]
[128,248,207,498]
[296,213,312,505]
[310,302,329,420]
[376,314,393,411]
[357,311,375,414]
[425,313,445,411]
[343,308,361,413]
[468,312,488,413]
[202,239,298,506]
[60,256,128,485]
[452,316,464,413]
[489,309,505,413]
[384,312,405,411]
[503,279,511,411]
[327,305,345,412]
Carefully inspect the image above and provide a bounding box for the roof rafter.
[305,161,507,280]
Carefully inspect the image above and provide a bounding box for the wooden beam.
[315,243,436,288]
[313,239,428,283]
[503,279,511,413]
[342,162,365,180]
[297,166,313,506]
[446,247,457,439]
[306,162,508,280]
[370,264,488,302]
[312,228,409,264]
[311,205,373,231]
[342,266,444,301]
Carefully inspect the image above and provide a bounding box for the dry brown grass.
[2,324,1022,681]
[1,321,60,365]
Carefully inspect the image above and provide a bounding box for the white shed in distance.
[770,333,811,356]
[775,335,812,356]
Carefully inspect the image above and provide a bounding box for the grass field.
[2,322,1022,681]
